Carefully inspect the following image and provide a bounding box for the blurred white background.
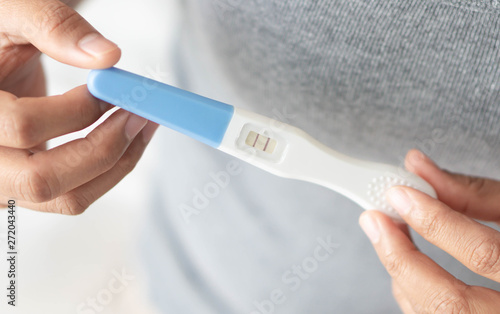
[0,0,180,313]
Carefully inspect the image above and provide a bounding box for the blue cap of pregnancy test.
[87,67,234,148]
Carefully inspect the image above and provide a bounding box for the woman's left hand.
[359,149,500,313]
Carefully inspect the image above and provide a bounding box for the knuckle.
[452,175,491,214]
[464,176,487,194]
[115,144,145,175]
[0,115,17,145]
[55,194,89,216]
[37,2,82,36]
[425,289,469,314]
[13,169,53,203]
[383,250,408,278]
[76,101,99,128]
[468,238,500,276]
[11,114,37,148]
[0,106,37,148]
[415,209,443,239]
[94,145,121,170]
[116,153,138,175]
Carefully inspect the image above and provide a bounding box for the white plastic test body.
[87,67,437,221]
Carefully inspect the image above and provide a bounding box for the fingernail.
[386,188,412,215]
[360,214,381,243]
[410,150,436,168]
[125,114,147,140]
[142,123,158,144]
[79,33,118,57]
[409,150,425,165]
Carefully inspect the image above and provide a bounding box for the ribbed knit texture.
[183,0,500,176]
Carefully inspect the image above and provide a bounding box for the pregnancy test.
[87,67,436,220]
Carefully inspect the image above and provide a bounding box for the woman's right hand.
[0,0,158,214]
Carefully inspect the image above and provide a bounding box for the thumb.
[404,149,500,223]
[3,0,121,69]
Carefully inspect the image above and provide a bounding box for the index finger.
[0,85,111,148]
[359,211,472,313]
[387,186,500,283]
[405,149,500,223]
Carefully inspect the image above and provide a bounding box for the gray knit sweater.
[141,1,500,313]
[181,0,500,175]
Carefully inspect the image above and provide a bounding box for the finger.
[386,186,500,282]
[0,46,46,97]
[392,277,500,314]
[0,110,147,203]
[466,286,500,313]
[0,85,112,148]
[405,149,500,223]
[11,121,158,215]
[30,142,48,154]
[395,221,412,239]
[392,281,415,314]
[359,211,472,313]
[0,0,121,69]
